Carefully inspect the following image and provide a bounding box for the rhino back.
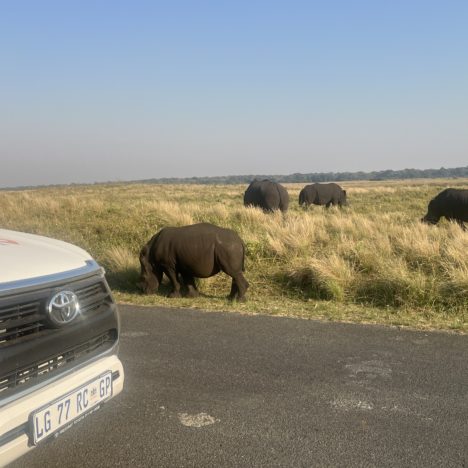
[434,188,468,220]
[154,223,243,277]
[302,184,319,204]
[243,180,262,205]
[244,179,283,211]
[153,224,216,275]
[259,181,280,210]
[426,188,468,221]
[276,183,289,212]
[311,183,337,204]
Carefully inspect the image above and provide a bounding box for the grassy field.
[1,179,467,332]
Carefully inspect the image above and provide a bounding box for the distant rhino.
[422,188,468,230]
[243,179,289,212]
[299,183,347,208]
[139,223,249,301]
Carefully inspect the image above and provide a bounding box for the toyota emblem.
[47,291,80,326]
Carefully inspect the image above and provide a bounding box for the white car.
[0,229,124,466]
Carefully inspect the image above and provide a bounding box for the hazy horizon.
[1,1,467,188]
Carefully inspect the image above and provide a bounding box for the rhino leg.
[182,273,199,297]
[152,266,163,291]
[228,280,238,300]
[166,268,182,298]
[229,273,249,302]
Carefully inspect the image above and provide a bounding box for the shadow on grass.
[106,268,222,300]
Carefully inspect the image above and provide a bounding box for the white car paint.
[0,229,93,284]
[0,229,124,467]
[0,355,124,467]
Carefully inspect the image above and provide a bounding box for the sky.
[1,0,467,187]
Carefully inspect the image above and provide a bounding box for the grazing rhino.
[299,183,347,208]
[243,179,289,212]
[422,188,468,230]
[139,223,249,301]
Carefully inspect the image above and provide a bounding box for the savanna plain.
[1,179,467,332]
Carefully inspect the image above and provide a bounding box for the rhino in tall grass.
[299,183,347,208]
[422,188,468,230]
[243,179,289,212]
[138,223,249,301]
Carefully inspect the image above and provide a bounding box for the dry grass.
[0,178,467,331]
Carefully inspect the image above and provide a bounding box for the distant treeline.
[137,166,468,185]
[2,166,468,191]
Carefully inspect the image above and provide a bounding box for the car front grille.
[0,330,116,394]
[0,278,112,345]
[0,302,43,343]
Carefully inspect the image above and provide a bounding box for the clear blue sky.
[1,0,467,187]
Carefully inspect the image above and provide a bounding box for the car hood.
[0,229,94,284]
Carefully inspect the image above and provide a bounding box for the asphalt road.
[12,305,468,467]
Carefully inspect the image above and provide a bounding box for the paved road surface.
[12,305,468,467]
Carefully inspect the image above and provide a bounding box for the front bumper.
[0,354,124,467]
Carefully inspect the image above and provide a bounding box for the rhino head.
[138,243,159,294]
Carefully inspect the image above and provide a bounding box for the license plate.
[30,371,113,445]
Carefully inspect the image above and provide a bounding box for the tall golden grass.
[0,179,467,328]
